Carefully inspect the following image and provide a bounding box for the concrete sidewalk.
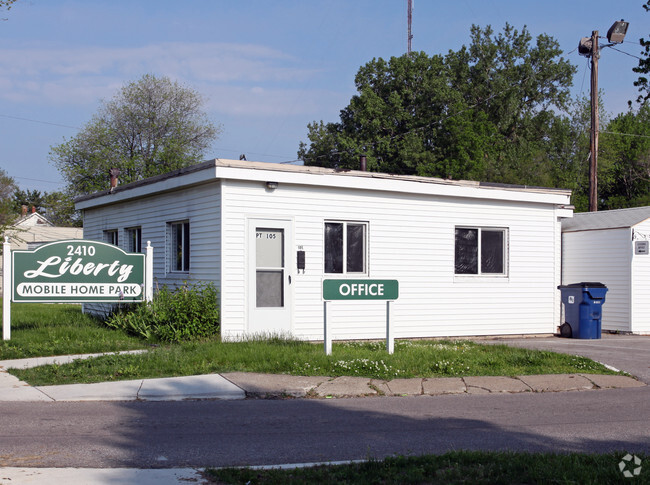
[0,467,209,484]
[0,352,644,402]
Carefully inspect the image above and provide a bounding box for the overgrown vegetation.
[105,282,220,343]
[206,451,649,484]
[0,303,145,359]
[2,302,622,387]
[9,335,620,387]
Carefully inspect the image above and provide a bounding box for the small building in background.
[0,208,83,296]
[76,159,573,341]
[561,206,650,335]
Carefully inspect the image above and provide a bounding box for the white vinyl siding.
[562,228,631,332]
[81,183,221,291]
[79,160,567,340]
[221,179,559,341]
[631,219,650,333]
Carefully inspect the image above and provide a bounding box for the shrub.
[106,282,220,342]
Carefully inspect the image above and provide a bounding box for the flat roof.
[562,206,650,232]
[76,158,572,209]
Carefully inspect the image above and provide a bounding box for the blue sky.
[1,0,647,193]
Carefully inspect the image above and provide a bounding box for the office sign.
[323,279,399,301]
[12,240,145,302]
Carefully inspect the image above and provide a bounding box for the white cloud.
[0,41,327,114]
[199,84,345,118]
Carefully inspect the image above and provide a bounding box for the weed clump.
[105,282,219,343]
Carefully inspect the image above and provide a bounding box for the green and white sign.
[12,240,146,302]
[323,279,399,301]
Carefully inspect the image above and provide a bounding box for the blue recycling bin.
[557,282,608,339]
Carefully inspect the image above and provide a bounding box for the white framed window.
[324,221,368,274]
[455,227,508,276]
[168,221,190,272]
[125,227,142,253]
[104,229,118,246]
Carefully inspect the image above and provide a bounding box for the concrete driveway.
[484,334,650,384]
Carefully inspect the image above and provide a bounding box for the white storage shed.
[76,159,573,341]
[561,206,650,335]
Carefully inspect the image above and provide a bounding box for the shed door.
[247,219,292,334]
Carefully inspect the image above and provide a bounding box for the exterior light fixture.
[607,20,628,44]
[265,181,278,190]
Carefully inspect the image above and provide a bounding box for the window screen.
[481,230,504,274]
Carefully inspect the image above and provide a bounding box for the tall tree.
[42,191,82,227]
[0,169,17,236]
[632,0,650,105]
[599,104,650,209]
[299,24,576,187]
[9,188,80,227]
[12,189,45,214]
[51,74,221,197]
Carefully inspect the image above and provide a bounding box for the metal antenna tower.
[407,0,413,54]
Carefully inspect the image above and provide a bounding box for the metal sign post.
[322,279,399,355]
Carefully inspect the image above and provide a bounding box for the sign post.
[3,237,11,340]
[2,239,152,340]
[322,279,399,355]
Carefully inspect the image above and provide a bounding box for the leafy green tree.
[12,189,45,214]
[299,24,576,187]
[11,188,81,227]
[548,94,611,213]
[632,0,650,105]
[599,104,650,209]
[42,191,82,227]
[51,74,221,197]
[0,169,17,236]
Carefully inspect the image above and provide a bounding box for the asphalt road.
[1,334,648,469]
[0,386,648,468]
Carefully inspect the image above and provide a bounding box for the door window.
[256,228,284,307]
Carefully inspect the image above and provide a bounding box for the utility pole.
[589,30,599,212]
[579,20,629,212]
[407,0,413,54]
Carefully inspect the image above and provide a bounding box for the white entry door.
[247,219,292,334]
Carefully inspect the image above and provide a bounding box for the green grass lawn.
[1,303,621,386]
[206,451,649,484]
[0,302,147,359]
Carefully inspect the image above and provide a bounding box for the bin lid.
[559,282,608,289]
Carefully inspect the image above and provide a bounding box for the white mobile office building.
[561,206,650,335]
[76,159,573,341]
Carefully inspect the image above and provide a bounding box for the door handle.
[288,275,292,284]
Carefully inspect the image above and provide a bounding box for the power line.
[604,45,643,61]
[0,114,80,130]
[0,114,300,162]
[601,130,650,140]
[12,176,65,185]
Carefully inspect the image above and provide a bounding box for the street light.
[579,20,629,212]
[607,20,629,44]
